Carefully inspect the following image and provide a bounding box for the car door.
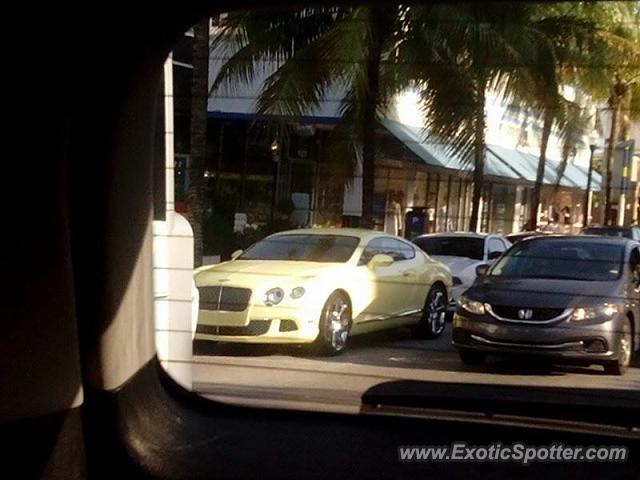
[383,237,424,312]
[353,237,415,324]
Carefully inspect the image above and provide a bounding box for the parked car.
[194,228,452,354]
[582,225,640,241]
[452,236,640,375]
[505,230,549,244]
[412,232,511,313]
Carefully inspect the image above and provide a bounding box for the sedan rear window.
[491,240,625,281]
[414,237,484,260]
[238,234,360,262]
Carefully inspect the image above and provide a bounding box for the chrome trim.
[470,334,584,350]
[485,303,572,324]
[360,308,423,324]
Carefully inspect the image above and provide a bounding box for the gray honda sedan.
[452,236,640,375]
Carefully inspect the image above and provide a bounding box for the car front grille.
[198,286,251,312]
[196,320,271,336]
[489,305,567,322]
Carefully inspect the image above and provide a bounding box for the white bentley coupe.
[194,228,452,354]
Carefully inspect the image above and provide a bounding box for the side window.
[358,238,386,265]
[488,238,506,254]
[387,238,416,261]
[358,237,416,265]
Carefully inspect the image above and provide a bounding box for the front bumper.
[194,303,321,344]
[452,311,624,362]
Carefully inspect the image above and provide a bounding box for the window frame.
[23,5,640,480]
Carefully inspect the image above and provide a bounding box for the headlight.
[290,287,306,299]
[571,304,621,321]
[264,287,285,306]
[458,295,485,315]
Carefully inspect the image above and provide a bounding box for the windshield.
[238,234,359,262]
[151,1,640,436]
[414,237,484,260]
[491,240,625,281]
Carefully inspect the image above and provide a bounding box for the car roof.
[583,226,633,231]
[524,234,633,246]
[414,231,490,239]
[272,228,393,242]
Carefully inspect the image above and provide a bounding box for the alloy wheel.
[426,289,447,336]
[619,321,633,368]
[413,285,448,339]
[323,295,350,352]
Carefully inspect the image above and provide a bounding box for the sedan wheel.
[413,285,447,339]
[604,319,633,375]
[314,291,351,355]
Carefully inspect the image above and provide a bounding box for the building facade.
[169,25,622,255]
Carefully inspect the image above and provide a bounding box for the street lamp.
[583,130,599,228]
[270,138,281,161]
[270,138,281,222]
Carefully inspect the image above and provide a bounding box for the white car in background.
[412,232,511,313]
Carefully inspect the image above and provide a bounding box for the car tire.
[313,291,351,356]
[603,318,633,376]
[412,284,448,339]
[459,349,486,365]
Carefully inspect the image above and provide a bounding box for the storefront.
[370,118,601,238]
[199,115,601,251]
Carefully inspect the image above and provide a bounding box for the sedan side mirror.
[230,249,243,260]
[487,250,502,261]
[475,264,490,277]
[369,253,394,268]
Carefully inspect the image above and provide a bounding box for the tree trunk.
[360,7,388,229]
[469,79,486,233]
[619,80,632,142]
[186,20,209,267]
[603,93,620,226]
[529,112,553,229]
[552,144,570,197]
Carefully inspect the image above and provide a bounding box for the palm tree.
[553,100,592,197]
[505,2,640,229]
[405,3,550,231]
[208,3,638,233]
[211,5,500,228]
[187,20,210,267]
[408,2,639,231]
[210,7,403,227]
[558,1,640,225]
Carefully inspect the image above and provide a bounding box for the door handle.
[402,270,416,277]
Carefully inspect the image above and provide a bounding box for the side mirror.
[475,264,490,277]
[487,250,502,261]
[369,253,394,268]
[230,249,243,261]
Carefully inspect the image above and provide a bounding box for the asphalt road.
[192,325,640,414]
